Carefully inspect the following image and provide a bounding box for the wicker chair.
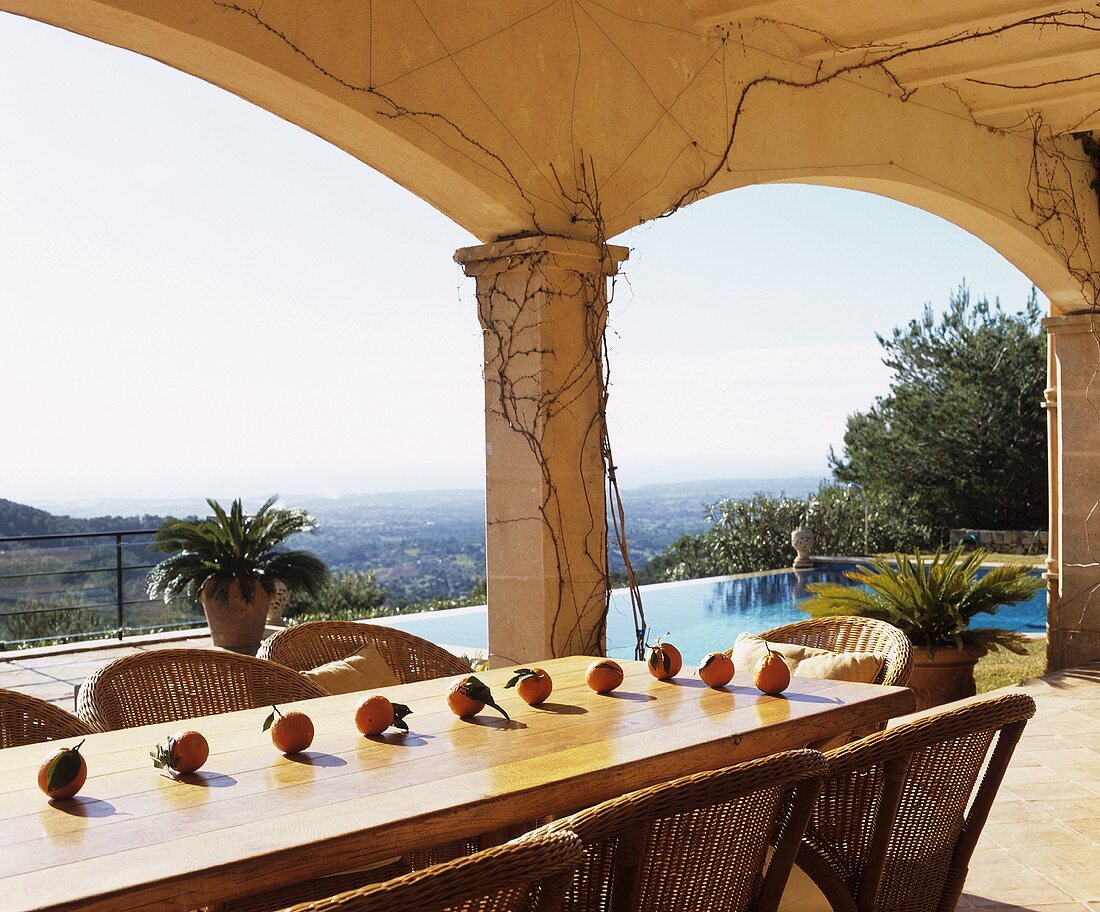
[758,617,914,688]
[258,621,472,682]
[543,748,827,912]
[0,688,92,748]
[278,830,584,912]
[795,692,1036,912]
[76,648,327,731]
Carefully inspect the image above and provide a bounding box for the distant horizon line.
[21,473,832,512]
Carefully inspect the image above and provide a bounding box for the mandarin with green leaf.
[263,706,314,754]
[355,694,413,735]
[448,676,509,720]
[504,668,553,705]
[647,637,683,681]
[38,740,87,800]
[151,730,208,774]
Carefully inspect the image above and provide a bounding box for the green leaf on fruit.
[391,703,413,732]
[648,649,671,675]
[46,741,84,792]
[150,736,179,772]
[461,676,510,720]
[504,668,538,689]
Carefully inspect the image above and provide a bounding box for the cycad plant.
[147,496,328,606]
[801,547,1040,656]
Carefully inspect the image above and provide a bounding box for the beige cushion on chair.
[301,645,400,695]
[732,633,885,683]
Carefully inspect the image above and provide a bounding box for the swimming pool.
[373,561,1048,662]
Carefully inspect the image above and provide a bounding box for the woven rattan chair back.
[758,616,914,688]
[0,688,92,747]
[547,748,827,912]
[797,692,1036,912]
[258,620,472,682]
[76,648,327,731]
[280,829,584,912]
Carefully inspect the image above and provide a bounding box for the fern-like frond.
[803,547,1039,651]
[147,496,328,601]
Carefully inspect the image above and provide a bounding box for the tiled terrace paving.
[0,632,218,710]
[0,638,1097,911]
[956,663,1100,912]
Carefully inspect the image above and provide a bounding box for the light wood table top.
[1,655,914,912]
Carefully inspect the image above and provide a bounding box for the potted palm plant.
[147,496,328,655]
[801,548,1041,709]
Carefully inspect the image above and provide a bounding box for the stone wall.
[949,529,1048,555]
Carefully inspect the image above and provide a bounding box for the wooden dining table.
[1,655,914,912]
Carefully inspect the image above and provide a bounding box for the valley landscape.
[6,476,821,606]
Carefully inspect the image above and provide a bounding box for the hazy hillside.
[0,499,162,537]
[12,477,822,603]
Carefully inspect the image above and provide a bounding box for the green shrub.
[803,485,929,556]
[648,484,929,583]
[0,597,109,648]
[285,570,388,623]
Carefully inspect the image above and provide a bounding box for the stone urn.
[266,579,290,626]
[791,526,815,569]
[200,579,271,656]
[908,644,988,711]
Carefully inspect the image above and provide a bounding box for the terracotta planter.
[908,643,988,711]
[200,579,271,656]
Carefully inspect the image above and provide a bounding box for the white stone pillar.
[1044,313,1100,669]
[455,236,628,665]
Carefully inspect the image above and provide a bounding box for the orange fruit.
[585,659,624,694]
[448,676,509,720]
[504,668,553,706]
[647,639,683,681]
[151,730,208,774]
[753,644,791,696]
[355,695,413,735]
[38,740,87,800]
[263,706,314,754]
[698,651,735,688]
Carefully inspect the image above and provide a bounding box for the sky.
[0,12,1039,508]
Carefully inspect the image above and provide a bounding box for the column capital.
[1043,312,1100,335]
[454,235,628,278]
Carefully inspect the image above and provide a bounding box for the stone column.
[455,236,629,665]
[1044,313,1100,669]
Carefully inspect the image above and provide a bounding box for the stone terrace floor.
[957,662,1100,911]
[1,637,1097,910]
[1,632,218,710]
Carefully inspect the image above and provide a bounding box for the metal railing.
[0,530,203,649]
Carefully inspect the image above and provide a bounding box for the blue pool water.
[373,562,1048,662]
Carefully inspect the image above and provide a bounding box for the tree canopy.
[829,285,1046,536]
